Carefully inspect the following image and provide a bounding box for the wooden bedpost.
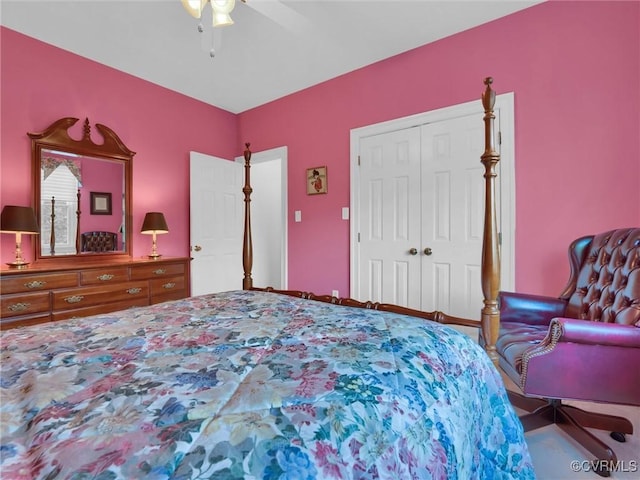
[75,189,81,254]
[242,143,254,290]
[49,196,56,255]
[480,77,501,365]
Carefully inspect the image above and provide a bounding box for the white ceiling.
[1,0,541,113]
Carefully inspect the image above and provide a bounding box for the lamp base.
[147,253,162,260]
[6,261,30,269]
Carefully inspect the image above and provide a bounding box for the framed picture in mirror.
[90,192,112,215]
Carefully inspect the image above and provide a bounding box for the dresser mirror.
[29,117,134,262]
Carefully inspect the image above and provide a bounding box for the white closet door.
[357,112,494,328]
[358,127,422,307]
[352,95,514,341]
[420,114,485,321]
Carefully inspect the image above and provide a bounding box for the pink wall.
[238,0,640,297]
[1,27,238,262]
[2,1,639,299]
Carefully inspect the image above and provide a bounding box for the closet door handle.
[424,247,433,256]
[409,248,418,256]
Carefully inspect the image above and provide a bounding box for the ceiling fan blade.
[242,0,311,35]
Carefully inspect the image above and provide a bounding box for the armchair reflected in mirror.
[81,231,118,253]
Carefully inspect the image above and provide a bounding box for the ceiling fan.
[181,0,243,28]
[181,0,309,57]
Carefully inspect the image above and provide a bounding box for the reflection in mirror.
[40,150,125,256]
[29,117,134,263]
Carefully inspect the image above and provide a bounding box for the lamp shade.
[1,205,39,234]
[181,0,206,18]
[141,212,168,234]
[211,0,235,26]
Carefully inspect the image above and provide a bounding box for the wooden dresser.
[0,257,191,330]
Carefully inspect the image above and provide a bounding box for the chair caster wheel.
[610,431,626,443]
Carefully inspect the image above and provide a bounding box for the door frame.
[349,93,515,298]
[235,146,289,289]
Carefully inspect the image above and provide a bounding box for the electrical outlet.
[332,290,339,297]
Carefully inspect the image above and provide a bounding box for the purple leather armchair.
[497,228,640,476]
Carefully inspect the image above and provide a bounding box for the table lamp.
[141,212,168,259]
[1,205,40,269]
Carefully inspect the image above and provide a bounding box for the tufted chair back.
[562,228,640,325]
[81,231,118,252]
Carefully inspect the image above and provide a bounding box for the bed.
[0,78,535,479]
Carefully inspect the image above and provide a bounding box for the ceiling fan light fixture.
[181,0,206,18]
[211,0,236,27]
[212,12,234,27]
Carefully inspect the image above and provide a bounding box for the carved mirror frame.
[29,117,134,263]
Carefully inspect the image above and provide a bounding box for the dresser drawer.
[150,275,186,297]
[52,282,149,310]
[1,272,78,294]
[1,291,51,318]
[81,267,129,285]
[52,298,149,322]
[130,262,185,280]
[1,313,51,330]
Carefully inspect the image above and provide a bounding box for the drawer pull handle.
[97,274,115,281]
[64,295,84,304]
[8,302,31,312]
[25,280,46,289]
[153,269,167,275]
[162,282,176,289]
[127,288,142,295]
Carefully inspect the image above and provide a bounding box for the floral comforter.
[1,290,535,479]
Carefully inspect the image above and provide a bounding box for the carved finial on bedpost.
[480,77,501,366]
[242,142,254,290]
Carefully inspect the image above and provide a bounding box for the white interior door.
[189,152,244,296]
[420,114,485,320]
[357,127,422,306]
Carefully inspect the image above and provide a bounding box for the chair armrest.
[499,291,567,326]
[552,317,640,348]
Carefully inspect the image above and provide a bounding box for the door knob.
[409,248,418,255]
[424,247,433,256]
[193,245,202,252]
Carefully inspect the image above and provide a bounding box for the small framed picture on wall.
[306,166,328,195]
[90,192,112,215]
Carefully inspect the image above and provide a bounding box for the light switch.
[342,207,349,220]
[294,210,302,222]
